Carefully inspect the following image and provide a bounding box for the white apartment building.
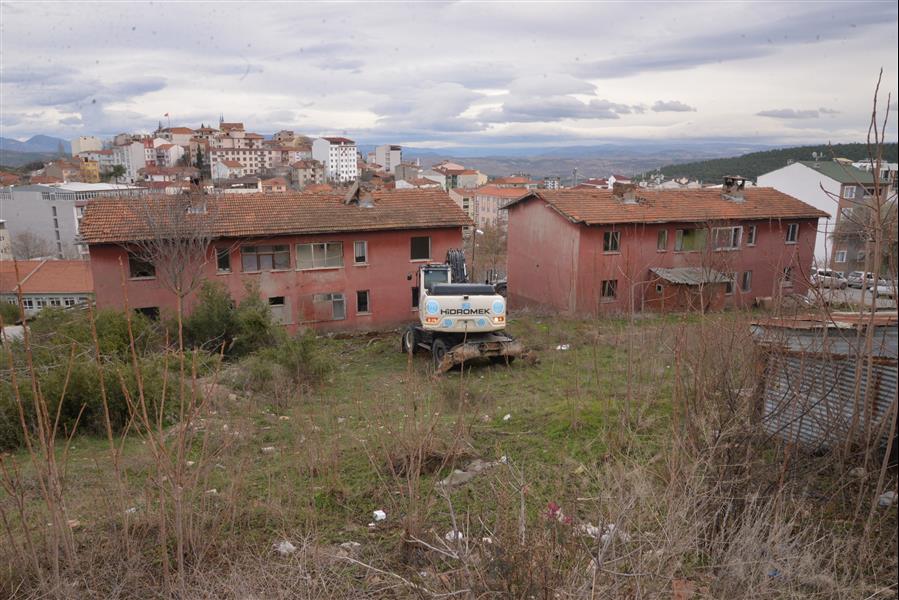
[209,147,278,176]
[757,159,881,266]
[372,144,402,173]
[312,137,358,182]
[70,136,103,156]
[112,139,154,183]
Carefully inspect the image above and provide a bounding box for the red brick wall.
[507,197,818,315]
[89,227,463,332]
[505,198,581,313]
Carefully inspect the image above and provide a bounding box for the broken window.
[785,223,799,243]
[410,236,431,260]
[241,245,290,271]
[128,253,156,278]
[724,273,736,295]
[313,293,345,320]
[782,267,793,287]
[63,297,76,307]
[603,230,620,252]
[216,247,231,272]
[297,242,344,269]
[713,226,742,250]
[353,240,368,264]
[135,306,160,320]
[268,296,288,324]
[600,279,618,299]
[411,286,420,308]
[741,270,752,292]
[746,224,757,245]
[356,290,370,314]
[674,228,707,252]
[657,229,668,251]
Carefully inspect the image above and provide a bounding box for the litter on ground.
[555,344,570,351]
[273,540,296,556]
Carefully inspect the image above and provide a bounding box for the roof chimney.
[721,175,746,202]
[612,182,638,204]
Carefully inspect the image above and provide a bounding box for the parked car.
[847,271,875,288]
[811,268,847,289]
[869,279,896,299]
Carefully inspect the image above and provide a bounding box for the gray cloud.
[652,100,696,112]
[576,3,897,78]
[756,108,823,119]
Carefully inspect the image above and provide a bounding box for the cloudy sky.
[1,1,897,149]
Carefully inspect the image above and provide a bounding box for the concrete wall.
[757,163,840,264]
[88,227,464,332]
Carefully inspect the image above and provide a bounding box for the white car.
[811,268,848,289]
[869,279,896,299]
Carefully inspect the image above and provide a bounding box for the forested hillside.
[642,143,898,182]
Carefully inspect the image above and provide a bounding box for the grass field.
[2,310,897,598]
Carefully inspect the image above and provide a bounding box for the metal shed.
[750,312,898,450]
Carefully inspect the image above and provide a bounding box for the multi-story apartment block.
[371,144,402,173]
[155,143,186,168]
[70,136,103,156]
[505,180,825,315]
[312,137,358,182]
[289,159,325,189]
[156,127,195,147]
[81,188,472,331]
[112,139,156,183]
[543,176,561,190]
[0,182,146,258]
[758,159,892,270]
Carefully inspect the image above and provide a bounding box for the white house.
[212,160,245,180]
[312,137,358,182]
[757,159,879,267]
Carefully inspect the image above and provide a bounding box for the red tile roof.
[80,189,473,244]
[503,188,829,225]
[29,175,64,184]
[164,127,194,134]
[220,160,243,168]
[304,183,333,192]
[0,260,93,295]
[492,176,530,185]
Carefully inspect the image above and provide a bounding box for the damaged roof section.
[751,312,898,451]
[650,267,732,286]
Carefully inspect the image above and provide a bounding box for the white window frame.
[713,226,742,251]
[296,242,344,270]
[843,185,856,199]
[785,223,799,244]
[312,292,346,320]
[746,224,757,246]
[834,250,848,263]
[603,230,621,253]
[353,240,368,265]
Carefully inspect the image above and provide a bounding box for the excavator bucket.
[434,333,533,374]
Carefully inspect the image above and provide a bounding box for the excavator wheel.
[402,326,421,354]
[431,338,448,371]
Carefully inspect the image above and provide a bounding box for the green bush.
[238,332,331,397]
[0,354,172,451]
[183,281,280,358]
[0,301,20,325]
[28,307,162,358]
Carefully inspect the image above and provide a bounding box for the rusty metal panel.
[752,316,898,450]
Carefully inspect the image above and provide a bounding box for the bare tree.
[10,230,55,260]
[127,190,218,346]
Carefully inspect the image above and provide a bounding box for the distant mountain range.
[643,143,899,183]
[0,135,71,154]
